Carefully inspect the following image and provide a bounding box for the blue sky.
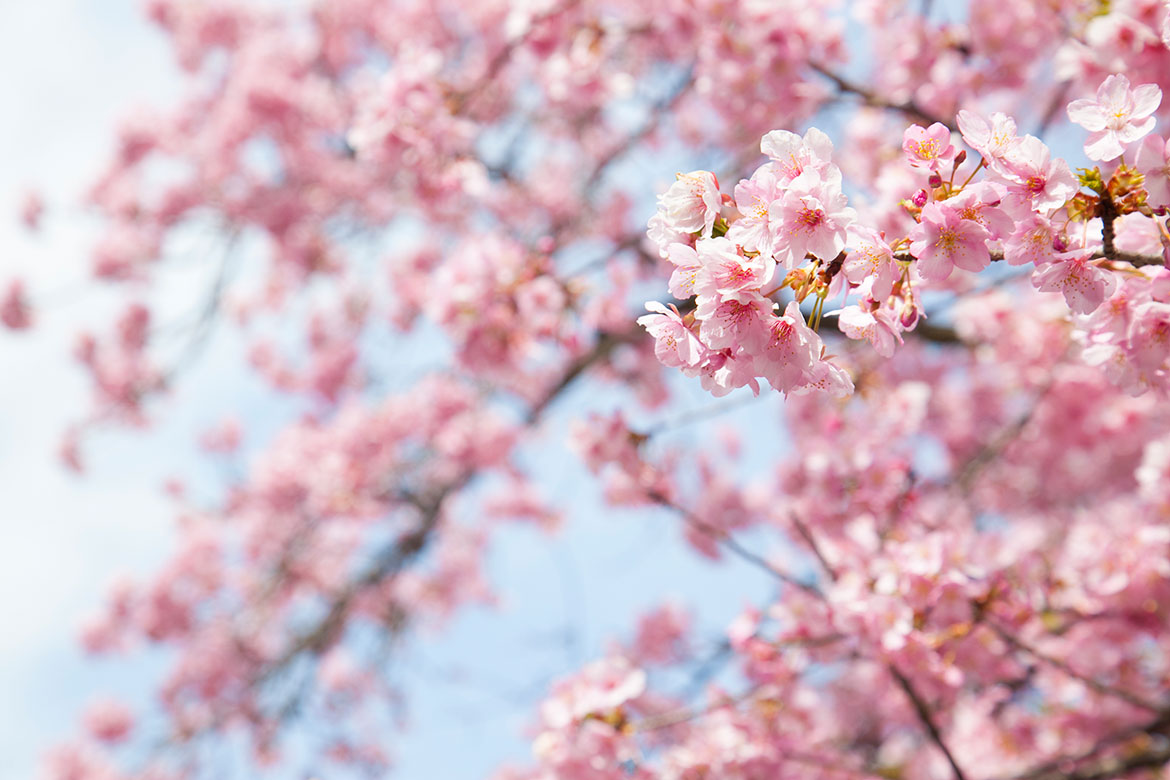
[0,3,179,777]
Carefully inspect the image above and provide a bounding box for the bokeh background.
[0,6,777,778]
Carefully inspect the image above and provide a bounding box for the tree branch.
[809,62,956,130]
[987,620,1163,714]
[647,489,825,597]
[889,664,969,780]
[1006,711,1170,780]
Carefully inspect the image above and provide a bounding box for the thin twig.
[647,489,824,597]
[809,62,955,130]
[889,664,969,780]
[988,621,1163,714]
[789,514,837,582]
[1006,710,1170,780]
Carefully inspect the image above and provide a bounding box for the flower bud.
[928,172,943,189]
[912,189,929,207]
[899,300,920,329]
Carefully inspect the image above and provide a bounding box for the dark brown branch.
[890,664,969,780]
[261,325,639,691]
[584,65,694,193]
[1099,190,1118,261]
[1034,81,1072,140]
[634,687,760,732]
[819,312,961,344]
[954,384,1048,493]
[894,248,1166,269]
[260,483,464,680]
[1053,746,1170,780]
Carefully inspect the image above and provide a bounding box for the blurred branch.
[583,64,695,194]
[527,329,637,423]
[955,383,1050,494]
[1034,80,1071,139]
[1006,711,1170,780]
[646,489,825,597]
[987,620,1163,713]
[889,664,969,780]
[809,62,956,130]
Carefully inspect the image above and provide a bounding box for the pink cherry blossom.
[756,302,818,393]
[908,201,991,280]
[695,236,776,298]
[83,698,134,744]
[729,164,785,255]
[665,242,705,299]
[0,279,32,330]
[836,303,902,357]
[902,122,956,170]
[947,181,1014,239]
[1126,300,1170,372]
[1136,134,1170,207]
[647,170,723,254]
[994,135,1079,215]
[1031,250,1117,314]
[1004,215,1059,266]
[759,127,835,182]
[693,348,761,397]
[843,226,901,301]
[1067,73,1162,161]
[956,110,1019,163]
[637,301,705,368]
[771,169,855,267]
[19,190,44,231]
[26,5,1170,780]
[694,290,773,352]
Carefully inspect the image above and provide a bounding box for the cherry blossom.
[771,169,856,267]
[1136,133,1170,207]
[908,201,991,281]
[902,122,956,170]
[1067,73,1162,161]
[1031,249,1118,314]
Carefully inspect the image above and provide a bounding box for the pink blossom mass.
[9,3,1170,780]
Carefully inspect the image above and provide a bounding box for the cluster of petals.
[644,72,1170,403]
[641,130,869,398]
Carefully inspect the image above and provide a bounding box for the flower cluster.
[639,131,860,397]
[642,73,1170,400]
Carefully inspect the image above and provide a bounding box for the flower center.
[798,206,825,230]
[728,264,754,284]
[915,140,940,160]
[935,228,959,254]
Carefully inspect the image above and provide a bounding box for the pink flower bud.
[899,300,920,329]
[912,189,929,207]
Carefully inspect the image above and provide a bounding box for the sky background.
[0,4,776,778]
[0,2,180,775]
